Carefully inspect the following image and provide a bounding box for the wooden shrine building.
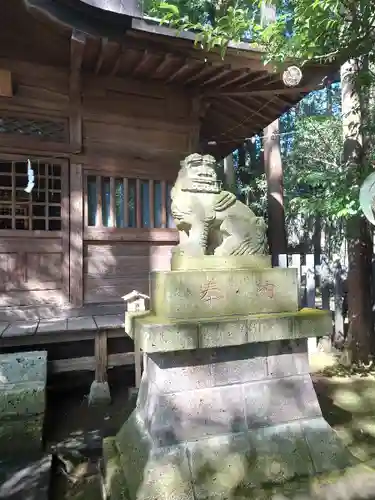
[0,0,332,330]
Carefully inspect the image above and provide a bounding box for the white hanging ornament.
[24,159,35,194]
[282,66,303,87]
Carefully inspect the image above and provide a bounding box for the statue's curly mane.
[170,165,189,200]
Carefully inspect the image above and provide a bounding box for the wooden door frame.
[69,163,84,306]
[0,152,70,303]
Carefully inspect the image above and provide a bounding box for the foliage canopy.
[144,0,375,64]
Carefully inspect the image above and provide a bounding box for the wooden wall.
[0,52,196,308]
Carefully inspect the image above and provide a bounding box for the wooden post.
[263,119,287,266]
[69,30,85,153]
[188,93,202,153]
[290,254,301,307]
[333,261,345,347]
[69,164,84,306]
[122,290,149,390]
[88,329,111,405]
[95,330,108,384]
[320,255,332,352]
[223,153,236,194]
[305,254,318,353]
[69,30,85,306]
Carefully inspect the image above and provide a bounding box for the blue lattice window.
[86,175,175,229]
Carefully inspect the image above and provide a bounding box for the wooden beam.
[49,352,135,374]
[0,69,12,97]
[188,94,202,152]
[95,37,108,75]
[218,70,253,89]
[263,119,287,265]
[232,95,275,122]
[69,29,85,153]
[185,65,222,85]
[154,53,176,75]
[166,60,193,83]
[132,50,153,76]
[110,44,124,76]
[201,68,233,87]
[124,32,276,72]
[221,96,269,123]
[208,86,315,97]
[238,71,273,89]
[70,30,85,74]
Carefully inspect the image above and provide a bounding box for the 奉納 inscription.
[256,280,275,299]
[199,278,224,306]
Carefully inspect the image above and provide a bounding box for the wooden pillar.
[223,153,236,194]
[69,30,85,306]
[69,164,84,306]
[263,119,287,265]
[188,93,203,153]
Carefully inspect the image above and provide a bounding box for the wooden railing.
[277,253,347,351]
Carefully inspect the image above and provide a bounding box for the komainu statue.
[171,153,268,257]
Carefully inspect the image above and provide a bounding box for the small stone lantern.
[122,290,149,389]
[122,290,149,313]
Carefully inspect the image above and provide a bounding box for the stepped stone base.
[102,339,362,500]
[103,426,375,500]
[129,308,331,352]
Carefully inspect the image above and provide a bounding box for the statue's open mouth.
[197,172,215,179]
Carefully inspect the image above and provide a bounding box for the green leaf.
[157,2,180,16]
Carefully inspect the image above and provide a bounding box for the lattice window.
[0,160,62,231]
[86,175,175,229]
[0,115,67,142]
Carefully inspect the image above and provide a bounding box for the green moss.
[134,308,329,327]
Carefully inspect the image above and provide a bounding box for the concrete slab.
[67,316,96,331]
[2,321,38,337]
[0,324,9,337]
[93,315,124,329]
[37,319,68,334]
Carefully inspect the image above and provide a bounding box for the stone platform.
[102,338,361,500]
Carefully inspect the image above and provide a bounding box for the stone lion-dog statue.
[170,153,268,257]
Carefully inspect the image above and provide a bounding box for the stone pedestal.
[0,351,52,500]
[0,351,47,454]
[102,257,369,499]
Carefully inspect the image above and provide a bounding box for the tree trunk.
[346,217,373,363]
[341,60,373,364]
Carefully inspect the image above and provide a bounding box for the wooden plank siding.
[0,39,194,309]
[82,171,177,303]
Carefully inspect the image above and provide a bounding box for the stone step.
[103,419,369,500]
